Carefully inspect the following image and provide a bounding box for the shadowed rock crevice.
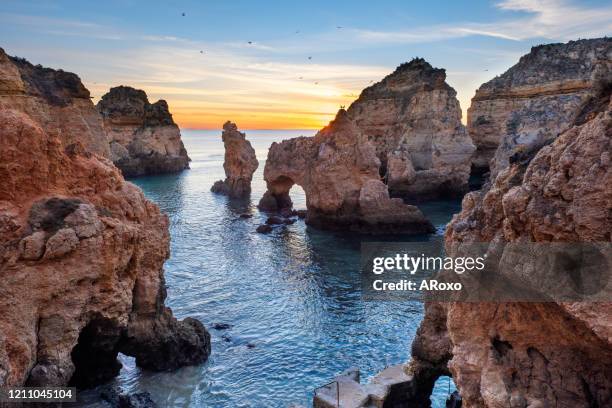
[69,318,123,389]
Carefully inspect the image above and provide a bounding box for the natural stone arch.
[258,111,434,234]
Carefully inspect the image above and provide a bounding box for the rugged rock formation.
[259,110,433,234]
[97,86,190,177]
[0,50,210,388]
[411,69,612,406]
[346,58,474,200]
[211,122,259,197]
[0,49,109,157]
[468,37,612,178]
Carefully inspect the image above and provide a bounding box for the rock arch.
[258,110,434,234]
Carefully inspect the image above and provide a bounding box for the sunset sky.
[1,0,611,129]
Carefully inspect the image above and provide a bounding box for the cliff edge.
[0,49,210,388]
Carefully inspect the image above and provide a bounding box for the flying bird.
[308,56,312,60]
[181,12,186,16]
[336,26,343,29]
[248,41,253,44]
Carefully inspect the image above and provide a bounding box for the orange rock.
[0,49,209,388]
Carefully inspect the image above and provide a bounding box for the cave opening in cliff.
[469,163,489,191]
[69,318,123,389]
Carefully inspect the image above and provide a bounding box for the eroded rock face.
[346,58,474,200]
[468,37,612,178]
[412,80,612,407]
[259,110,434,234]
[211,122,259,197]
[0,53,210,388]
[97,86,190,177]
[0,48,109,157]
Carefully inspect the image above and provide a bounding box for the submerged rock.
[0,50,210,388]
[212,322,232,330]
[468,37,612,178]
[259,110,434,234]
[100,386,158,408]
[256,224,273,234]
[412,47,612,407]
[97,86,190,177]
[211,122,259,197]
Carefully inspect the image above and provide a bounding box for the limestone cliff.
[97,86,190,178]
[468,37,612,178]
[211,122,259,197]
[0,49,109,157]
[347,58,474,200]
[259,110,434,234]
[410,68,612,406]
[0,50,210,388]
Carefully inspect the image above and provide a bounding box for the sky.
[1,1,611,130]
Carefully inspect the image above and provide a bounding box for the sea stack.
[0,49,210,388]
[259,110,434,234]
[409,39,612,407]
[346,58,474,200]
[211,121,259,197]
[97,86,190,177]
[468,38,612,178]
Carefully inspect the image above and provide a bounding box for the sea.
[78,129,460,407]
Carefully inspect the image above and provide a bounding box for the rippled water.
[79,130,460,407]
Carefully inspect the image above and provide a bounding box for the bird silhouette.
[200,50,204,54]
[248,41,253,44]
[308,56,312,60]
[336,26,343,29]
[181,12,186,16]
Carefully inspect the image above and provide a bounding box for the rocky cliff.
[347,58,474,200]
[410,52,612,407]
[468,38,612,178]
[0,50,210,388]
[211,122,259,197]
[259,110,433,234]
[97,86,190,178]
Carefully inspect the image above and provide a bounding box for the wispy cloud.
[349,0,612,44]
[0,12,124,40]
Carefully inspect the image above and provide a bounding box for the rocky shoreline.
[1,35,610,407]
[0,48,209,388]
[311,37,611,407]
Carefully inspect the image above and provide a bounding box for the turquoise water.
[85,130,460,407]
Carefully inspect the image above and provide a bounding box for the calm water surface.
[81,130,459,407]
